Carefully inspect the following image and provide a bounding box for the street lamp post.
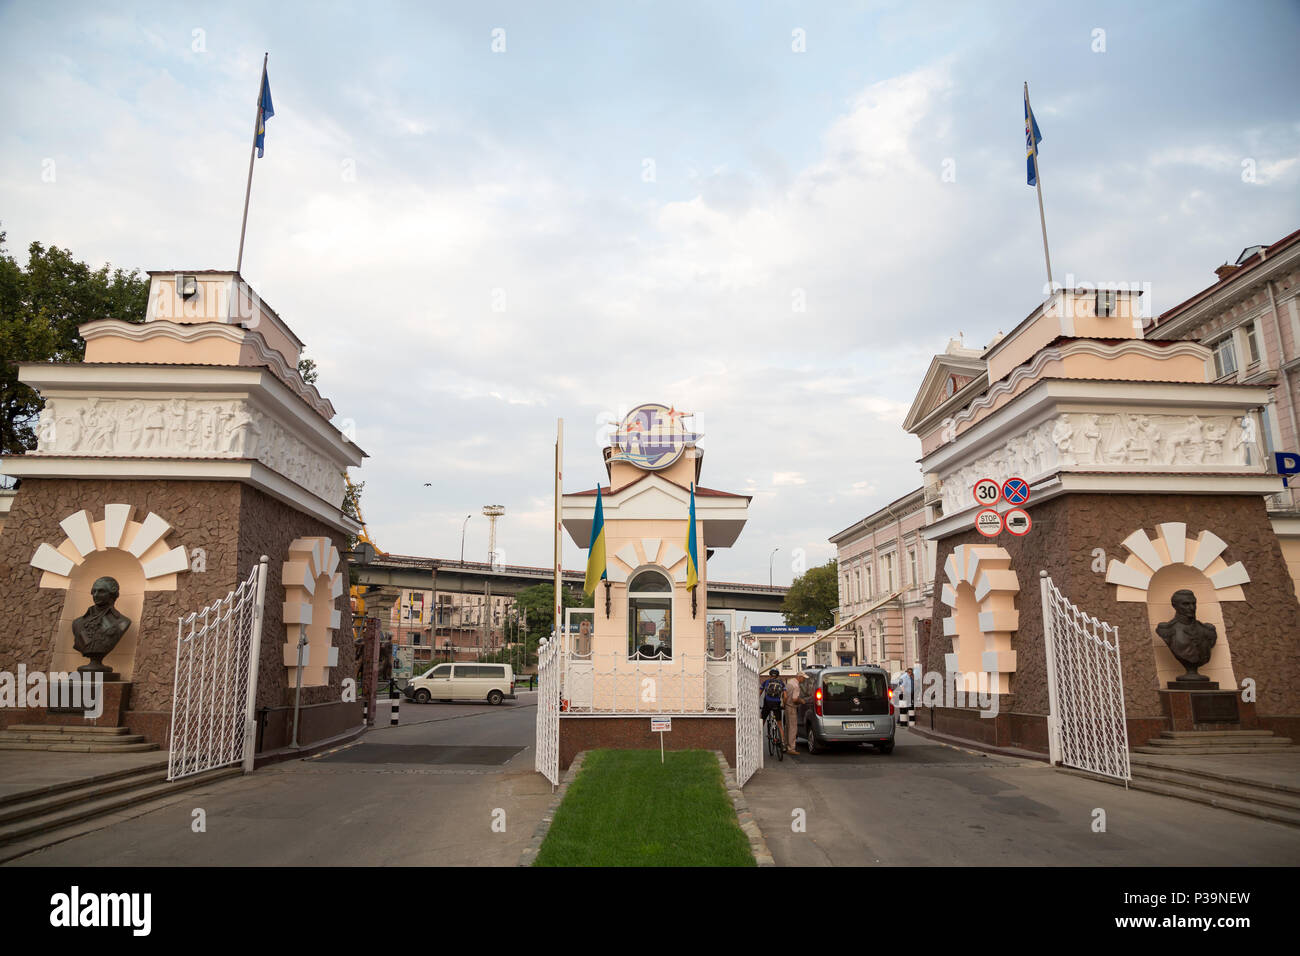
[769,547,780,587]
[458,514,471,660]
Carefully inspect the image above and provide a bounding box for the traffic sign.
[974,509,1003,537]
[1002,477,1031,505]
[973,478,1001,506]
[1005,508,1032,536]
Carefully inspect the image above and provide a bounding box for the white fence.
[167,557,268,781]
[558,650,737,714]
[534,637,561,786]
[734,639,763,786]
[1040,571,1131,782]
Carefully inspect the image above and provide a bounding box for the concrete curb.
[905,725,1048,763]
[715,750,774,867]
[517,750,586,867]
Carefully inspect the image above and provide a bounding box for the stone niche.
[31,504,189,681]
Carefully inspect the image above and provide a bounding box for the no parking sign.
[1002,477,1031,505]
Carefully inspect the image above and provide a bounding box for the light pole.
[458,514,471,658]
[769,548,780,587]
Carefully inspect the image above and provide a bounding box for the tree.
[0,233,149,455]
[781,559,839,629]
[297,357,318,385]
[513,582,593,638]
[342,478,365,551]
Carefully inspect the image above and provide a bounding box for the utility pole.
[483,505,505,655]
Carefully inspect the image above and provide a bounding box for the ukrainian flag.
[255,68,274,158]
[684,483,699,591]
[1025,88,1042,186]
[584,484,607,597]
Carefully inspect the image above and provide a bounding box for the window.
[883,553,896,592]
[865,566,873,599]
[908,547,918,588]
[855,570,862,602]
[1244,322,1261,365]
[628,569,673,659]
[759,640,775,657]
[1213,337,1238,379]
[1096,290,1118,317]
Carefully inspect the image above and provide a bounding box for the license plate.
[843,721,874,730]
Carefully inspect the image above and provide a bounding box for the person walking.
[784,671,805,754]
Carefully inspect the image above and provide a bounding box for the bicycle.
[765,709,784,762]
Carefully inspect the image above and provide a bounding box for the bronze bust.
[1155,589,1216,682]
[72,576,131,678]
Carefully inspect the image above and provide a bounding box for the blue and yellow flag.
[583,485,607,597]
[684,483,699,591]
[1025,88,1042,186]
[255,68,275,158]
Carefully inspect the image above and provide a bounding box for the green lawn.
[533,749,755,867]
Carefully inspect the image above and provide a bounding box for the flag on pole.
[255,68,275,158]
[1025,88,1042,186]
[684,483,699,591]
[583,485,607,597]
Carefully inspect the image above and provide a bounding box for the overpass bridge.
[350,552,788,614]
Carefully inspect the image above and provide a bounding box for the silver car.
[798,666,896,754]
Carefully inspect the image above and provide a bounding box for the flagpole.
[553,418,563,647]
[1026,81,1054,293]
[236,52,268,274]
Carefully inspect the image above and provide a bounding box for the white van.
[404,662,516,705]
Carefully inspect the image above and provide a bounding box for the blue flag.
[1025,89,1042,186]
[255,69,274,158]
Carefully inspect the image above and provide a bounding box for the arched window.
[628,568,673,659]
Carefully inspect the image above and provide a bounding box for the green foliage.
[781,558,839,629]
[342,479,364,551]
[297,356,318,384]
[0,233,148,455]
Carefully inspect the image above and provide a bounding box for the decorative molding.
[937,544,1019,694]
[282,536,344,688]
[31,503,188,591]
[1107,524,1249,603]
[79,318,336,419]
[31,396,345,507]
[939,411,1259,516]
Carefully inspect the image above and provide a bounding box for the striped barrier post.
[390,689,400,726]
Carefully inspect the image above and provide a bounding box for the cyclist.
[760,668,786,741]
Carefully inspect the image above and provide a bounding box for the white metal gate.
[535,636,560,785]
[1039,571,1131,782]
[734,639,763,786]
[168,557,268,781]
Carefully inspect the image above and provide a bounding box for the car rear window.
[822,672,888,700]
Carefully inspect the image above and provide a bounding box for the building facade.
[829,487,933,673]
[1152,227,1300,596]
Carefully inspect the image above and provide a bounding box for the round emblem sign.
[973,478,1001,506]
[609,403,703,471]
[974,509,1003,537]
[1005,507,1032,536]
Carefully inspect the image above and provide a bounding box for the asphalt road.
[746,726,1300,866]
[9,693,550,867]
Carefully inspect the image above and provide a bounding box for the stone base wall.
[559,716,736,769]
[925,492,1300,745]
[0,477,355,752]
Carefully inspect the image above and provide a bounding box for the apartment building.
[828,486,933,673]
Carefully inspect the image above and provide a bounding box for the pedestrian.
[784,670,805,754]
[897,667,915,728]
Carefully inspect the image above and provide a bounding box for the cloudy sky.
[2,0,1298,593]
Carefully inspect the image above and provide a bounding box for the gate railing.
[557,650,737,714]
[168,557,268,781]
[1039,571,1131,782]
[734,639,763,786]
[535,636,560,786]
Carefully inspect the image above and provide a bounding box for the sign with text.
[975,509,1003,537]
[650,716,671,732]
[974,477,1001,505]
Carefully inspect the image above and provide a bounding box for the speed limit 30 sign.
[973,477,1001,506]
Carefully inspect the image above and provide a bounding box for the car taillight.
[815,687,823,717]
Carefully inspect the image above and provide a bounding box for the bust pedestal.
[1159,687,1254,731]
[45,679,132,727]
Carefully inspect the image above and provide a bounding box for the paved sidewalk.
[1129,749,1300,791]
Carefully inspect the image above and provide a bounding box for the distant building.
[384,587,517,674]
[1152,228,1300,594]
[828,487,933,673]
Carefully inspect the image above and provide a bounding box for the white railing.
[734,639,763,786]
[1040,571,1131,782]
[168,557,268,781]
[534,637,560,786]
[557,650,739,714]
